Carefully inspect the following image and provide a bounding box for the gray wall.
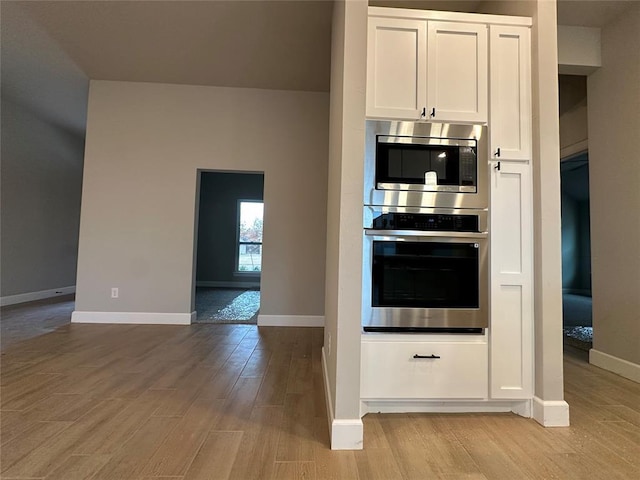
[0,2,88,299]
[196,172,264,285]
[1,99,85,297]
[588,3,640,365]
[76,80,328,317]
[558,74,588,157]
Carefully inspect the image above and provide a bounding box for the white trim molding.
[360,399,532,417]
[322,347,364,450]
[590,349,640,384]
[71,311,193,325]
[532,397,570,427]
[331,419,364,451]
[1,286,76,307]
[257,315,324,327]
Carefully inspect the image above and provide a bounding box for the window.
[237,201,263,273]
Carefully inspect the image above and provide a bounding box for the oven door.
[362,231,488,332]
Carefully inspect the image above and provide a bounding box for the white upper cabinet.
[489,25,532,161]
[426,21,488,124]
[367,16,427,120]
[366,12,489,124]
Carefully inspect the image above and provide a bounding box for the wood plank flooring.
[1,301,640,479]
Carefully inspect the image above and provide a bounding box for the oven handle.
[364,229,488,239]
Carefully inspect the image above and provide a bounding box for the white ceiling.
[2,0,638,137]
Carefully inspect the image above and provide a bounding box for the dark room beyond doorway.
[194,171,264,324]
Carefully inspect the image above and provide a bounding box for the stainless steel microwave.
[364,121,488,209]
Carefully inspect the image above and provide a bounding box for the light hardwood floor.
[1,300,639,479]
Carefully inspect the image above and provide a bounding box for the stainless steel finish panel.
[377,183,477,193]
[364,120,488,209]
[377,134,477,147]
[365,230,487,239]
[361,233,489,330]
[363,205,488,233]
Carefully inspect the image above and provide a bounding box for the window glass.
[238,201,263,272]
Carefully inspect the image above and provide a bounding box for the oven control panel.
[372,213,479,232]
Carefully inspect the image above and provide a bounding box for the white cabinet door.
[489,25,531,161]
[427,21,488,124]
[489,161,533,399]
[367,16,427,120]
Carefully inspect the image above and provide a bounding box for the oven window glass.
[372,241,479,308]
[376,142,462,186]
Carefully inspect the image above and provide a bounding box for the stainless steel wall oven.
[362,206,488,332]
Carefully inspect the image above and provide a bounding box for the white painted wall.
[558,25,601,75]
[75,81,328,319]
[587,3,640,368]
[323,0,368,449]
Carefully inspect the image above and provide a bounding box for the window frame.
[235,199,264,275]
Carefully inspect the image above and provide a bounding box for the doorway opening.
[560,151,592,350]
[193,171,264,324]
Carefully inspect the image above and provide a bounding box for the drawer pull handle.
[413,354,440,359]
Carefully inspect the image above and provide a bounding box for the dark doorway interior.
[560,152,592,350]
[194,171,264,324]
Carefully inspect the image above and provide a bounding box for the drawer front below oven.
[361,340,488,399]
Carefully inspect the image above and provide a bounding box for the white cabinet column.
[489,161,533,399]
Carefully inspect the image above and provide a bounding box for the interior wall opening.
[560,151,592,351]
[193,170,265,324]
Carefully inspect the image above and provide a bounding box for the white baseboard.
[196,281,260,288]
[590,349,640,384]
[321,346,335,440]
[257,315,324,327]
[331,419,364,450]
[1,286,76,307]
[532,397,570,427]
[322,347,364,450]
[360,399,530,415]
[71,311,193,325]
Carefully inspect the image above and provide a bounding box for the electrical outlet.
[111,287,119,298]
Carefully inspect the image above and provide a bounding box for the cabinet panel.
[361,340,488,399]
[367,17,427,119]
[489,26,531,161]
[493,169,523,274]
[490,162,532,399]
[427,21,488,123]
